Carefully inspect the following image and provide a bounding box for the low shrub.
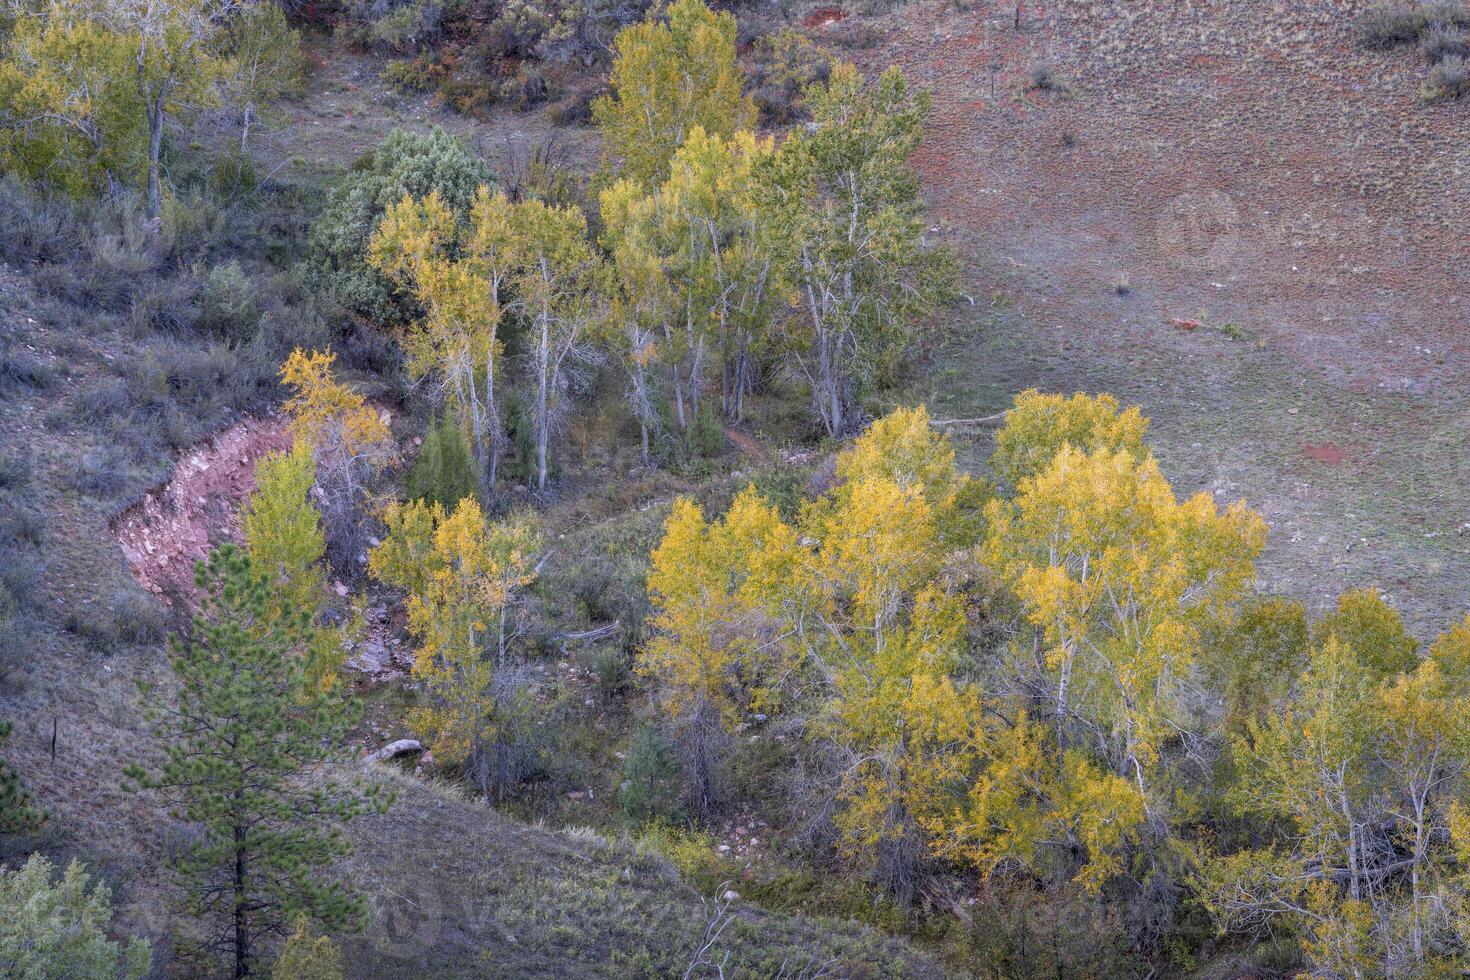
[0,504,45,551]
[0,550,45,611]
[196,261,260,341]
[382,54,452,93]
[1359,3,1432,47]
[0,451,31,492]
[108,589,167,647]
[68,450,127,500]
[61,590,163,655]
[1428,52,1470,95]
[0,348,54,394]
[549,86,603,126]
[1421,22,1469,60]
[503,65,554,111]
[437,77,499,118]
[590,645,635,701]
[0,177,83,266]
[1026,60,1064,92]
[1359,1,1469,48]
[127,276,200,337]
[69,381,134,425]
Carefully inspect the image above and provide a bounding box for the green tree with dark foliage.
[307,127,493,327]
[0,718,45,845]
[125,546,387,979]
[407,412,478,511]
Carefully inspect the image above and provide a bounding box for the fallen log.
[364,739,422,764]
[558,622,621,646]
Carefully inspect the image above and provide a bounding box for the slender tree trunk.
[233,812,250,979]
[671,362,687,430]
[485,350,499,489]
[1341,785,1361,901]
[535,315,550,490]
[239,102,253,158]
[147,93,166,219]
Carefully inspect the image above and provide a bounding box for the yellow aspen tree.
[1376,657,1470,968]
[0,0,235,212]
[369,498,540,801]
[641,488,800,813]
[983,444,1266,810]
[1204,608,1470,976]
[273,914,344,980]
[640,407,979,889]
[593,0,754,188]
[1201,635,1384,972]
[511,198,607,491]
[1312,586,1420,677]
[815,404,987,546]
[279,348,395,568]
[241,441,325,626]
[759,63,952,437]
[240,441,347,693]
[911,704,1146,894]
[601,128,778,434]
[369,186,515,492]
[776,412,972,894]
[280,348,392,455]
[658,127,778,424]
[599,178,672,463]
[990,388,1150,489]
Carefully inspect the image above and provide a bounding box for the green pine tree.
[0,718,46,845]
[406,419,444,505]
[124,546,388,979]
[407,414,478,510]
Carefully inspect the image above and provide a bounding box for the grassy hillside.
[0,178,949,977]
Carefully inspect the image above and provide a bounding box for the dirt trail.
[723,424,768,464]
[111,415,293,601]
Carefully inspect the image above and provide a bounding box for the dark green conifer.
[407,414,478,510]
[0,718,46,845]
[125,546,388,979]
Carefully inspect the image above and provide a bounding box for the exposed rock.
[111,415,292,601]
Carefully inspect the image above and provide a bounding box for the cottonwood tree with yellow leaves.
[642,407,986,895]
[601,126,779,441]
[977,393,1265,902]
[373,189,604,492]
[0,0,244,213]
[759,62,953,438]
[642,487,799,813]
[370,187,515,494]
[512,198,606,492]
[240,442,350,694]
[370,497,542,801]
[1198,603,1470,977]
[0,8,144,196]
[639,395,1285,918]
[592,0,754,189]
[279,348,396,570]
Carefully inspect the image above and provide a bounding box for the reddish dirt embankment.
[111,416,292,601]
